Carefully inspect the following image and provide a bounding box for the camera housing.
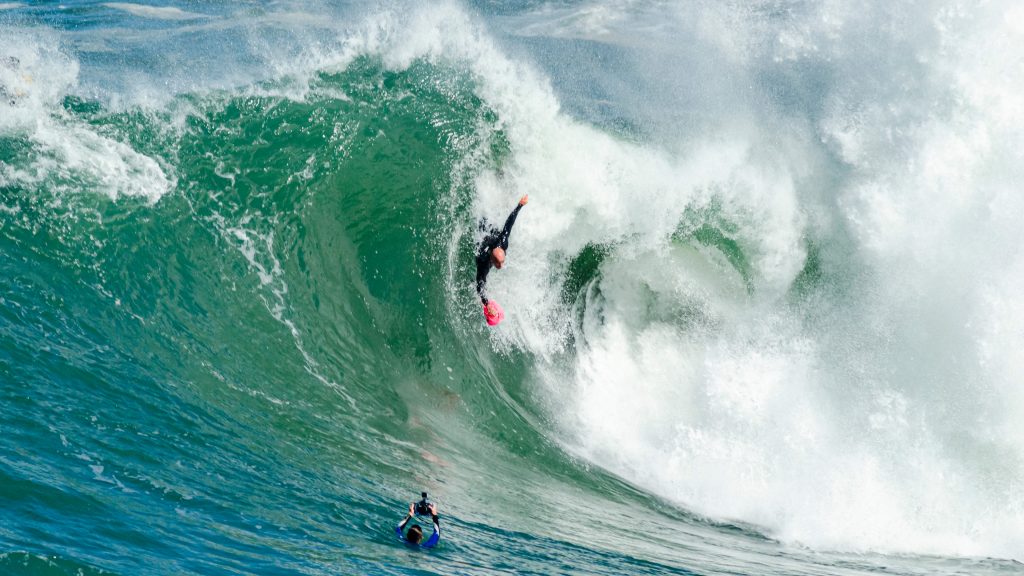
[414,492,431,515]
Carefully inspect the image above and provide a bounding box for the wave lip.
[0,27,173,203]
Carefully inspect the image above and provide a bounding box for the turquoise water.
[2,1,1024,574]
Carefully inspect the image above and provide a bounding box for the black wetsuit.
[475,203,524,304]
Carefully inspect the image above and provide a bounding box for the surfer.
[476,195,528,323]
[396,502,440,548]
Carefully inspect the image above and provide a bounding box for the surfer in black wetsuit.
[476,195,528,308]
[396,502,440,548]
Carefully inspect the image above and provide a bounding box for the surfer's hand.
[428,503,437,515]
[518,194,528,206]
[408,503,415,517]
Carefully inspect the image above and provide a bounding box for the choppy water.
[2,1,1023,574]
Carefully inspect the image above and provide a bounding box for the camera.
[414,492,431,515]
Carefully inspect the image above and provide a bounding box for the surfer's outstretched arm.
[499,195,528,250]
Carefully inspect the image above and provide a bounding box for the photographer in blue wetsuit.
[396,501,440,548]
[476,195,528,316]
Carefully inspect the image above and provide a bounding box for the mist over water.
[2,1,1023,574]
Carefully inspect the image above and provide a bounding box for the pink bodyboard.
[483,300,505,326]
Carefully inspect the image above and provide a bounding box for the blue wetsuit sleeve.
[422,515,440,548]
[396,516,410,541]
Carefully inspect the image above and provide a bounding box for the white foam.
[556,0,1024,560]
[29,123,172,203]
[333,0,1024,561]
[0,27,172,203]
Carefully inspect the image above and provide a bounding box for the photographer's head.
[406,524,423,544]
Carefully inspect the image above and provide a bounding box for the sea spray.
[479,0,1024,557]
[333,0,1024,559]
[0,28,171,203]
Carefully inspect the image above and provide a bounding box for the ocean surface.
[2,1,1024,574]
